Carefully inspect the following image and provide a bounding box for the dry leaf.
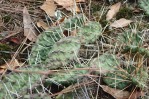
[40,0,57,16]
[100,85,144,99]
[133,8,141,13]
[0,68,5,74]
[70,29,77,36]
[23,7,37,42]
[100,85,130,99]
[76,0,85,2]
[9,37,20,44]
[54,0,74,7]
[0,59,24,74]
[106,2,121,20]
[75,6,80,12]
[54,0,80,12]
[0,15,3,26]
[53,17,65,26]
[110,18,133,28]
[129,91,145,99]
[37,20,49,30]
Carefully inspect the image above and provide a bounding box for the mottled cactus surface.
[102,31,149,90]
[139,0,149,15]
[0,14,103,98]
[29,14,86,65]
[103,65,148,89]
[45,37,81,69]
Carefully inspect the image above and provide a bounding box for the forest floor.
[0,0,148,99]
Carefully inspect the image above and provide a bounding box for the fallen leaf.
[76,0,85,2]
[100,85,144,99]
[9,37,20,44]
[23,7,37,42]
[70,29,77,36]
[40,0,57,16]
[74,6,81,12]
[0,15,3,26]
[100,85,130,99]
[0,68,5,74]
[106,2,121,20]
[110,18,133,28]
[0,59,24,74]
[37,20,49,30]
[129,91,145,99]
[54,0,74,7]
[133,8,141,13]
[54,0,80,12]
[53,17,65,26]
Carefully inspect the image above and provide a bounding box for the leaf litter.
[0,0,149,99]
[23,7,37,42]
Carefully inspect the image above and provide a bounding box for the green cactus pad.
[45,36,81,69]
[139,0,149,15]
[0,14,103,98]
[0,66,44,98]
[131,67,148,88]
[103,71,131,89]
[116,31,149,58]
[103,65,148,89]
[49,69,87,85]
[117,31,143,46]
[29,14,86,65]
[90,54,120,74]
[78,21,102,44]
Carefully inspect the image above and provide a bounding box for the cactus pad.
[139,0,149,15]
[45,36,81,69]
[103,65,148,89]
[0,14,103,98]
[29,14,86,65]
[77,21,102,43]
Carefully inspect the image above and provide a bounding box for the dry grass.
[0,0,148,99]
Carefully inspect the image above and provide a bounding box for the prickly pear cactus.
[131,67,148,88]
[48,64,88,85]
[0,36,81,98]
[0,66,44,98]
[139,0,149,15]
[29,14,86,65]
[90,53,148,90]
[90,54,120,73]
[123,46,149,58]
[117,31,149,57]
[117,31,143,46]
[103,65,148,89]
[0,14,103,98]
[45,36,81,69]
[78,21,102,44]
[103,70,131,89]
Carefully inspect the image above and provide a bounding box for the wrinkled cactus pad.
[103,65,148,89]
[139,0,149,15]
[0,14,104,98]
[117,31,143,46]
[0,66,44,98]
[78,21,102,43]
[45,36,81,69]
[29,14,86,65]
[103,70,131,89]
[90,54,120,74]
